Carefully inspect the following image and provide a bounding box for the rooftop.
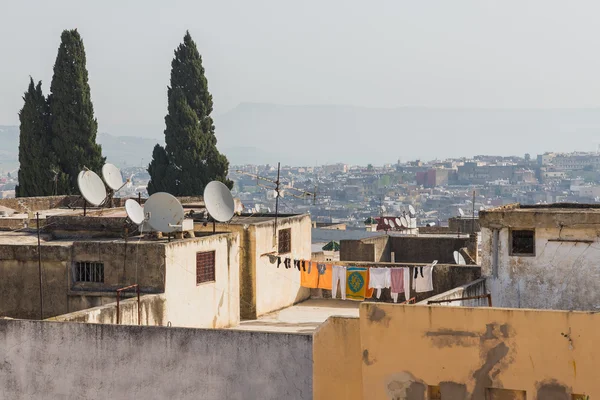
[232,299,359,334]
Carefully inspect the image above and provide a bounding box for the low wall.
[313,303,600,399]
[417,278,488,307]
[48,294,166,326]
[0,319,313,400]
[357,303,600,399]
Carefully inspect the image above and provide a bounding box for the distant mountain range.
[214,103,600,165]
[4,104,600,171]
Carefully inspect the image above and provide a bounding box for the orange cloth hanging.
[317,263,333,290]
[300,261,319,288]
[364,267,374,298]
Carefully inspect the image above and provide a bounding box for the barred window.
[196,251,216,284]
[510,230,535,256]
[74,261,104,283]
[278,228,291,254]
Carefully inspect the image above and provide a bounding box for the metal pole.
[36,212,44,320]
[472,190,475,234]
[274,162,280,236]
[116,291,120,324]
[83,200,87,216]
[137,285,141,326]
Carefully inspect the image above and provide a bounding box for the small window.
[510,230,535,256]
[428,386,441,400]
[486,388,526,400]
[196,251,215,284]
[278,228,291,254]
[74,261,104,283]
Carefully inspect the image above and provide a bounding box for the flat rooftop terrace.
[231,299,359,334]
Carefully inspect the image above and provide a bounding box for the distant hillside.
[0,127,157,171]
[214,103,600,165]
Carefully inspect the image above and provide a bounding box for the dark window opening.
[74,261,104,283]
[278,228,291,254]
[511,230,535,256]
[196,251,216,284]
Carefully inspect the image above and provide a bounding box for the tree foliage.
[15,78,57,197]
[148,31,232,196]
[48,29,104,194]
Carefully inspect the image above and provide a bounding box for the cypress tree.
[48,29,104,194]
[16,78,57,197]
[147,31,232,196]
[147,144,174,194]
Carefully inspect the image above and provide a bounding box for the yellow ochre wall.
[314,303,600,399]
[313,316,363,400]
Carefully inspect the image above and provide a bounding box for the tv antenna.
[453,250,466,265]
[77,169,107,214]
[236,162,316,232]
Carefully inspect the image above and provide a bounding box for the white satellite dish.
[125,199,145,225]
[458,208,465,217]
[453,251,466,265]
[395,217,402,227]
[408,205,416,217]
[400,216,408,228]
[389,219,396,228]
[453,251,460,264]
[204,181,235,222]
[102,163,124,191]
[77,170,106,207]
[383,218,389,225]
[144,192,184,233]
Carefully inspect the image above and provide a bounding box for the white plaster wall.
[164,233,240,328]
[254,216,311,316]
[482,226,600,310]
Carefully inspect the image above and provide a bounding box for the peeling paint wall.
[164,233,240,328]
[351,304,599,399]
[0,319,313,400]
[481,209,600,310]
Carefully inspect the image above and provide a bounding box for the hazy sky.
[2,1,600,138]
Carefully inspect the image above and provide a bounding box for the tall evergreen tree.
[48,29,104,194]
[147,31,232,196]
[15,78,57,197]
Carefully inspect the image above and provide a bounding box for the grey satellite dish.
[395,217,402,227]
[400,216,408,228]
[408,205,416,217]
[125,199,145,225]
[458,208,465,217]
[145,192,184,233]
[102,163,124,191]
[389,219,396,228]
[77,170,107,207]
[204,181,235,222]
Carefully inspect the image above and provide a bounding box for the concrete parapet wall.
[0,319,313,399]
[48,294,166,326]
[417,277,488,307]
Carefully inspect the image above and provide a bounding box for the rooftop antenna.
[453,250,466,265]
[102,163,129,207]
[458,208,465,217]
[204,180,235,233]
[144,192,184,234]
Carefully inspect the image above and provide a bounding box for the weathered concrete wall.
[449,216,480,233]
[0,319,313,400]
[390,235,470,264]
[355,303,598,399]
[480,208,600,310]
[49,294,166,326]
[195,214,311,320]
[417,278,488,307]
[313,316,362,400]
[0,244,70,319]
[164,233,240,328]
[340,235,389,262]
[254,215,311,317]
[0,195,77,213]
